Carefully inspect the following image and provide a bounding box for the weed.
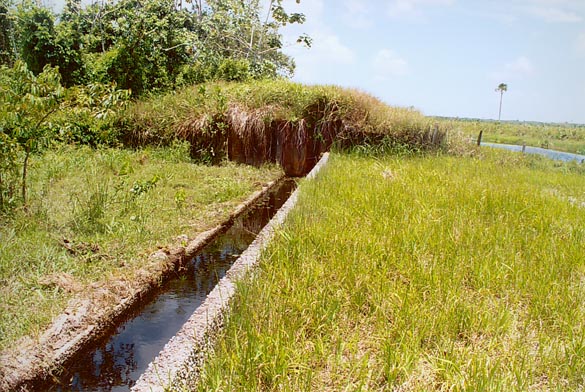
[70,179,112,234]
[130,175,160,198]
[174,189,187,210]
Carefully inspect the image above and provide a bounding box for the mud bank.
[0,178,285,392]
[185,108,442,177]
[132,153,329,392]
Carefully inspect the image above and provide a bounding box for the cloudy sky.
[280,0,585,123]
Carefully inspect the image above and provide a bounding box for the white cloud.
[372,49,410,79]
[490,56,536,81]
[509,0,585,22]
[485,12,519,24]
[281,0,355,83]
[287,33,356,82]
[527,6,583,22]
[387,0,456,20]
[507,56,535,74]
[282,0,325,22]
[343,0,372,29]
[309,33,356,64]
[576,32,585,55]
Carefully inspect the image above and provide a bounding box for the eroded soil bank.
[0,178,285,392]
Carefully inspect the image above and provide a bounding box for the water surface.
[41,179,296,391]
[481,142,585,163]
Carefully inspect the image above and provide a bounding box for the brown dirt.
[0,179,283,392]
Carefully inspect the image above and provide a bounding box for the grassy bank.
[192,150,585,391]
[0,142,282,350]
[443,118,585,154]
[0,80,458,352]
[121,80,452,152]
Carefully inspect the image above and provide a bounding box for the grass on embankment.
[192,149,585,391]
[121,80,451,151]
[443,118,585,155]
[0,142,282,350]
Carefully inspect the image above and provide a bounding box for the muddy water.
[41,179,297,392]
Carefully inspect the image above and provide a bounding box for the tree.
[8,0,309,96]
[0,60,63,206]
[0,0,16,66]
[54,0,85,86]
[16,1,59,75]
[496,83,507,121]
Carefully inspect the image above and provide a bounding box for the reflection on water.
[42,179,296,392]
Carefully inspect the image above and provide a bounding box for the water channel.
[38,179,297,392]
[481,142,585,163]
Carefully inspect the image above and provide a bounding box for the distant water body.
[481,142,585,164]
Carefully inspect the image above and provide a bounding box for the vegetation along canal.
[38,179,297,392]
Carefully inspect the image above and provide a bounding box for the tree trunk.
[0,171,4,207]
[498,91,503,121]
[22,145,30,206]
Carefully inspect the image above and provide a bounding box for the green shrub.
[216,58,251,82]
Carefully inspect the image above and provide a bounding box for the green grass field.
[443,119,585,155]
[0,142,282,350]
[192,149,585,391]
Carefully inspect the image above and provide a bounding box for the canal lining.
[0,177,286,392]
[132,152,330,392]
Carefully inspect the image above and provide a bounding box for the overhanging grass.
[192,150,585,391]
[121,80,451,150]
[0,142,282,350]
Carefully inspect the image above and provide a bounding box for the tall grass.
[191,150,585,391]
[0,143,282,350]
[120,80,453,151]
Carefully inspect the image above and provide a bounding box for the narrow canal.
[481,142,585,163]
[39,179,297,392]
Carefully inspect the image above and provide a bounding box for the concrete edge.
[0,177,284,392]
[132,153,330,392]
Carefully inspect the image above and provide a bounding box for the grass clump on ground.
[191,149,585,391]
[0,142,282,350]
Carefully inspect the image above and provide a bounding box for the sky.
[279,0,585,124]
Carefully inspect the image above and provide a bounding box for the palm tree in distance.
[495,83,508,121]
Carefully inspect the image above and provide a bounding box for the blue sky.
[280,0,585,123]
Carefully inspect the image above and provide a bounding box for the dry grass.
[120,81,456,162]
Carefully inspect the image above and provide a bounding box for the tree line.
[0,0,308,211]
[1,0,308,94]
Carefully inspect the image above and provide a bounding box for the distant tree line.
[0,0,309,95]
